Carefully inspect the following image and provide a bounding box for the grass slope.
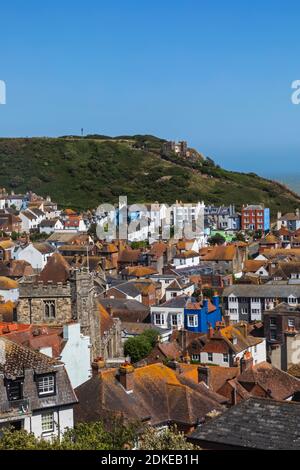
[0,136,299,215]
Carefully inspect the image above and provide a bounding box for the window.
[223,353,229,363]
[270,317,276,326]
[241,307,248,314]
[254,345,257,353]
[288,296,297,305]
[171,315,178,327]
[43,300,56,319]
[154,313,163,325]
[41,412,54,434]
[191,354,200,362]
[251,298,260,303]
[229,308,238,314]
[6,380,23,401]
[207,353,213,362]
[187,315,198,328]
[288,318,295,328]
[37,375,55,396]
[251,309,260,314]
[270,330,277,341]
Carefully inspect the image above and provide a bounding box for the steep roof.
[74,363,225,427]
[33,242,55,255]
[201,245,237,261]
[39,253,71,284]
[0,336,59,378]
[237,361,300,400]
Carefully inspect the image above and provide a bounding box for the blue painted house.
[184,295,222,334]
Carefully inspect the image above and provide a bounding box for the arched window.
[43,300,56,319]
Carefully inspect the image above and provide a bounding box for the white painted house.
[39,219,64,235]
[173,251,200,269]
[57,324,91,389]
[19,210,39,232]
[151,296,186,330]
[14,242,54,271]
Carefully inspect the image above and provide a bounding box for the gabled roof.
[201,245,237,261]
[33,242,55,255]
[74,363,225,427]
[237,361,300,400]
[39,253,71,284]
[0,335,58,378]
[21,210,37,221]
[118,249,142,263]
[174,250,199,259]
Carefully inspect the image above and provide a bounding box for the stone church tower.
[17,254,107,360]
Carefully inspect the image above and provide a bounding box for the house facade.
[223,284,300,322]
[241,204,270,232]
[0,336,77,439]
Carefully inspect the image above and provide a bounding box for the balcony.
[0,398,31,418]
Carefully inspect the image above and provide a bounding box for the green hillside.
[0,135,299,215]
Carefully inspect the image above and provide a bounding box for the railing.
[0,398,31,416]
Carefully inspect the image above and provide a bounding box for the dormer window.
[6,379,23,401]
[37,374,55,397]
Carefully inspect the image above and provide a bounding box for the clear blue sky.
[1,0,300,173]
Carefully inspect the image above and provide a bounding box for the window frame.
[36,374,56,397]
[41,411,55,434]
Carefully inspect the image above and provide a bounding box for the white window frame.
[187,315,198,328]
[38,375,55,396]
[41,411,54,434]
[223,353,229,363]
[207,352,213,362]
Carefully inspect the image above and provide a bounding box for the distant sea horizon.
[263,174,300,196]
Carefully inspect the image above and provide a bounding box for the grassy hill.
[0,135,299,215]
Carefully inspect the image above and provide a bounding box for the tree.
[124,335,153,363]
[208,233,226,245]
[0,418,140,450]
[233,231,246,242]
[139,426,197,450]
[141,328,159,348]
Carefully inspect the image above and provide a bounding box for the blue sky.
[1,0,300,173]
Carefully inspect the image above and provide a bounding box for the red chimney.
[240,351,254,373]
[118,362,134,393]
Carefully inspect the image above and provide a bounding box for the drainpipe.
[29,298,32,324]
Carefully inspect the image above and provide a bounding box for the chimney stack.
[198,365,211,387]
[118,362,134,393]
[240,352,254,374]
[91,357,105,375]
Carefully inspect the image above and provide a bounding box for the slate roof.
[223,284,300,298]
[189,398,300,450]
[159,295,189,309]
[99,298,150,323]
